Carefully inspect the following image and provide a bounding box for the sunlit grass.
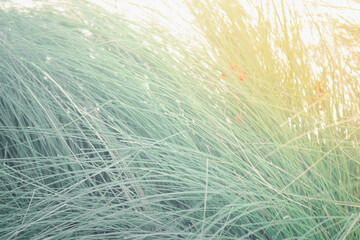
[0,0,359,239]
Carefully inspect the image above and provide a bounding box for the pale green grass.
[0,0,359,239]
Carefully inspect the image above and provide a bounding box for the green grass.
[0,0,359,239]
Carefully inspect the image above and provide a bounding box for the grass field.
[0,0,359,239]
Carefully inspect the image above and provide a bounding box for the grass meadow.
[0,0,359,239]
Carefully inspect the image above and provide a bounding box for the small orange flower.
[238,71,248,82]
[235,116,242,123]
[311,81,326,112]
[220,73,227,79]
[314,81,325,94]
[229,62,248,82]
[229,64,234,71]
[229,62,240,72]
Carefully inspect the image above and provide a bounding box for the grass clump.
[0,0,359,239]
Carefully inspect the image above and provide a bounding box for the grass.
[0,0,359,239]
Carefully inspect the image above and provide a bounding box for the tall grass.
[0,0,359,239]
